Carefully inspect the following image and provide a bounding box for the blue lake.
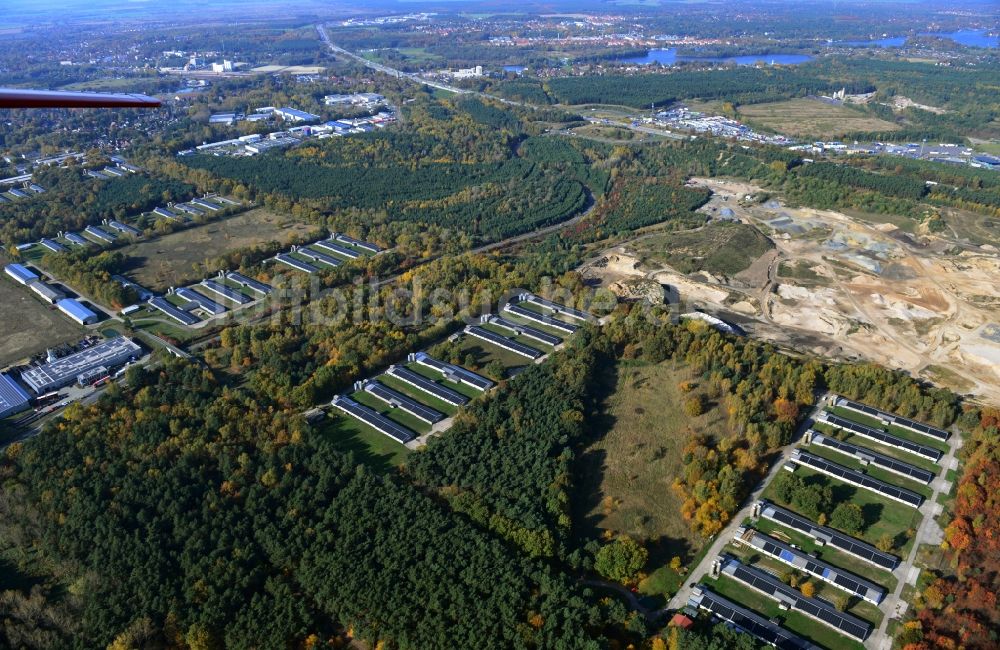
[834,30,998,49]
[925,30,998,48]
[618,49,814,66]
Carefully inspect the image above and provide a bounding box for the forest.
[0,166,194,245]
[543,66,870,108]
[0,257,972,648]
[40,249,139,309]
[901,406,1000,650]
[180,99,602,244]
[0,361,616,649]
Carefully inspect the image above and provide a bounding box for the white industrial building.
[20,337,142,393]
[57,299,99,325]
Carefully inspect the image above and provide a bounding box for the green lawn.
[405,362,484,399]
[826,406,949,454]
[574,360,728,570]
[133,318,198,344]
[313,413,409,472]
[377,373,458,417]
[804,443,934,499]
[453,336,532,375]
[351,389,430,435]
[722,540,883,626]
[762,465,923,555]
[701,575,866,650]
[750,516,897,590]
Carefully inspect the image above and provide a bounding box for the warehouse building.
[5,263,39,285]
[149,296,199,326]
[39,238,66,253]
[718,555,872,641]
[485,315,562,346]
[333,233,380,253]
[0,372,32,419]
[57,299,98,325]
[226,272,272,296]
[331,395,415,444]
[84,225,116,244]
[176,203,204,216]
[688,585,819,650]
[20,336,141,393]
[816,411,942,461]
[411,352,495,391]
[832,396,950,441]
[789,449,924,508]
[362,380,444,425]
[809,431,935,484]
[275,107,321,123]
[275,253,318,274]
[465,325,542,359]
[175,287,226,315]
[107,220,142,237]
[201,279,251,305]
[190,198,220,211]
[755,500,898,569]
[296,246,342,268]
[315,238,360,259]
[733,527,886,605]
[520,292,593,322]
[386,365,469,406]
[153,206,181,220]
[503,302,579,334]
[28,281,65,305]
[64,232,89,247]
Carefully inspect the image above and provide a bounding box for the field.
[0,275,84,367]
[124,208,316,292]
[575,360,730,570]
[314,412,410,472]
[631,222,774,277]
[737,98,901,137]
[760,466,923,554]
[449,336,535,377]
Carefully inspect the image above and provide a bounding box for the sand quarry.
[580,177,1000,403]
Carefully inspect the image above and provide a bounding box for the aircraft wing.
[0,88,161,109]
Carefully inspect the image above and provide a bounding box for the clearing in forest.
[576,360,730,564]
[738,98,900,137]
[124,208,317,292]
[0,273,84,367]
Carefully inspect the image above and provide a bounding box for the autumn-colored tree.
[683,394,704,417]
[594,536,648,584]
[773,397,799,424]
[800,582,815,598]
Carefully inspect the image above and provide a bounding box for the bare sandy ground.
[580,178,1000,402]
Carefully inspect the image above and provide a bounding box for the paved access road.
[663,397,826,613]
